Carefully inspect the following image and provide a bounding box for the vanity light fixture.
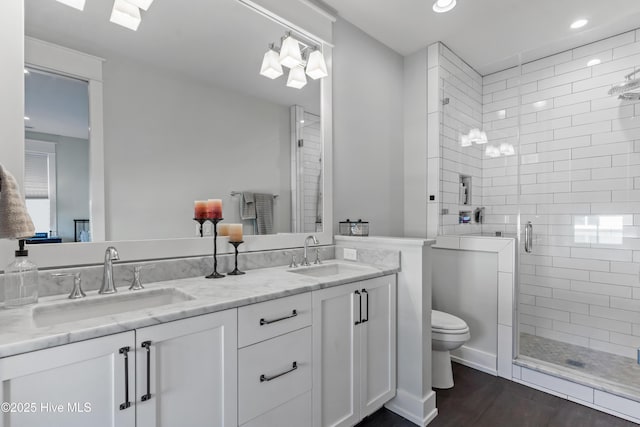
[570,18,588,29]
[280,34,303,68]
[260,44,284,79]
[485,145,501,158]
[287,65,308,89]
[259,31,328,89]
[305,49,328,80]
[499,143,515,156]
[110,0,142,31]
[460,128,488,147]
[55,0,86,11]
[460,134,472,147]
[432,0,456,13]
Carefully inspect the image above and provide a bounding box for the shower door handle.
[525,221,533,253]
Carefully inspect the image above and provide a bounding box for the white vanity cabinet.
[312,275,397,427]
[0,331,136,427]
[135,309,238,427]
[0,309,237,427]
[237,292,313,427]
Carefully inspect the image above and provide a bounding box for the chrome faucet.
[100,246,120,294]
[302,235,318,266]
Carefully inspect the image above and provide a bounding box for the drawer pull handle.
[361,289,369,323]
[260,361,298,382]
[119,346,131,410]
[260,309,297,325]
[141,341,152,402]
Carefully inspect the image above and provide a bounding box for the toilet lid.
[432,310,468,333]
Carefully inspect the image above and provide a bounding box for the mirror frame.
[1,0,334,269]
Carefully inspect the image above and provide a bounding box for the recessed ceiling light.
[570,19,588,29]
[24,69,29,75]
[587,58,601,67]
[24,116,30,121]
[433,0,456,13]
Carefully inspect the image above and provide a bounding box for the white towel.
[0,164,35,239]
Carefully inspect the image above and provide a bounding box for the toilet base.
[432,350,454,389]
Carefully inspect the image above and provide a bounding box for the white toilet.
[431,310,470,389]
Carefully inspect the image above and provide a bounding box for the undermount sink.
[288,262,372,278]
[32,288,195,327]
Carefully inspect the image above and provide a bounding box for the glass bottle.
[4,240,39,308]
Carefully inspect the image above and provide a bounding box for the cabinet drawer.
[238,292,311,347]
[238,327,312,424]
[241,391,311,427]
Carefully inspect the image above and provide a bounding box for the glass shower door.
[514,33,640,396]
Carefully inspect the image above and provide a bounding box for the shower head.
[608,69,640,99]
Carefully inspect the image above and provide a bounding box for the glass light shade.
[260,49,283,79]
[485,145,501,158]
[110,0,142,31]
[305,50,328,80]
[279,36,303,69]
[460,135,472,147]
[500,143,515,156]
[433,0,456,13]
[55,0,86,10]
[124,0,154,11]
[287,66,307,89]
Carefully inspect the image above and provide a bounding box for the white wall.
[102,55,291,241]
[403,49,428,238]
[483,29,640,359]
[332,18,404,237]
[432,248,498,373]
[0,0,25,268]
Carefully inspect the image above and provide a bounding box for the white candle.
[229,224,243,242]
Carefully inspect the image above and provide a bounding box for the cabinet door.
[312,282,362,427]
[0,331,135,427]
[135,309,237,427]
[359,275,397,418]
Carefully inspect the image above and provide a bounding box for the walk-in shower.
[437,29,640,401]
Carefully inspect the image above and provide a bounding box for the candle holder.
[227,241,245,275]
[193,218,208,237]
[206,218,225,279]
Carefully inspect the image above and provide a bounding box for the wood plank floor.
[357,363,637,427]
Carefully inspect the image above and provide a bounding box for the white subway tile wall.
[481,29,640,359]
[301,112,322,232]
[438,44,484,235]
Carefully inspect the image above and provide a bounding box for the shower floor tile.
[520,333,640,395]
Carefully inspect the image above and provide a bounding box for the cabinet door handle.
[354,290,362,325]
[260,309,297,325]
[361,289,369,323]
[119,346,131,410]
[141,341,152,402]
[260,361,298,382]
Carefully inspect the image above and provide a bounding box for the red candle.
[207,199,222,219]
[194,200,208,219]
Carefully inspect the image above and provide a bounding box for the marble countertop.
[0,260,398,358]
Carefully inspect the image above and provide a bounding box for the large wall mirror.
[23,0,330,252]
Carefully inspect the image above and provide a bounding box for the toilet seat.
[432,310,469,334]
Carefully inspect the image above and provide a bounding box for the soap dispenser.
[4,239,39,308]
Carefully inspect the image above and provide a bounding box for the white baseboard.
[385,389,437,426]
[451,345,497,376]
